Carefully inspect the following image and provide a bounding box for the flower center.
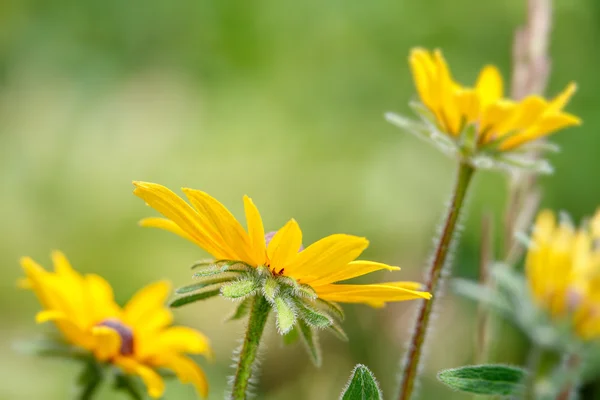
[97,318,135,356]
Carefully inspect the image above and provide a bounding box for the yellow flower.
[409,48,580,151]
[133,182,431,307]
[20,252,211,398]
[526,210,600,340]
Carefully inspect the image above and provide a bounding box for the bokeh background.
[1,0,598,399]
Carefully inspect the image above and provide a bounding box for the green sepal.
[340,364,383,400]
[316,298,345,321]
[192,261,251,278]
[294,299,333,329]
[169,288,222,308]
[76,360,104,400]
[296,283,318,300]
[298,319,321,367]
[283,326,300,345]
[113,372,144,400]
[221,277,260,299]
[437,364,527,396]
[176,275,237,294]
[327,322,349,342]
[226,297,253,322]
[262,277,279,303]
[274,296,296,335]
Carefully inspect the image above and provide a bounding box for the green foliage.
[340,364,382,400]
[437,364,526,396]
[283,326,300,345]
[221,277,261,299]
[274,296,296,334]
[226,297,254,321]
[169,288,222,308]
[76,361,104,400]
[262,277,279,303]
[175,276,236,294]
[298,320,321,367]
[293,299,333,328]
[113,373,144,400]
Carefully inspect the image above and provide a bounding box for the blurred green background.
[1,0,597,399]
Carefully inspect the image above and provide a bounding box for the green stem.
[555,354,581,400]
[230,295,271,400]
[398,161,475,400]
[523,345,543,400]
[76,361,103,400]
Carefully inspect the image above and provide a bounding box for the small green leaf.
[221,278,260,299]
[437,364,527,396]
[226,297,253,321]
[296,284,318,299]
[169,288,221,308]
[283,326,300,345]
[76,361,104,400]
[316,298,345,321]
[274,296,296,334]
[298,320,321,367]
[176,276,236,294]
[263,277,279,303]
[294,299,333,328]
[327,322,349,342]
[340,364,382,400]
[113,373,144,400]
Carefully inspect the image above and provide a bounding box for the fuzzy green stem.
[398,161,475,400]
[230,295,271,400]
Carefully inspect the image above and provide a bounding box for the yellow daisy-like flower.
[526,209,600,340]
[133,181,431,308]
[20,252,211,398]
[388,48,581,172]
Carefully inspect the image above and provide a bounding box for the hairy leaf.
[340,364,382,400]
[437,364,526,396]
[226,297,253,322]
[274,296,296,335]
[298,320,321,367]
[221,278,260,299]
[169,288,221,308]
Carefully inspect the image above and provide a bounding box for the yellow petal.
[316,282,431,305]
[475,65,503,109]
[35,310,68,324]
[433,49,461,134]
[284,234,368,283]
[267,219,302,271]
[455,89,480,126]
[123,281,171,326]
[91,326,122,361]
[409,48,436,109]
[139,217,200,246]
[500,112,581,150]
[35,310,94,349]
[548,82,577,112]
[183,188,254,264]
[132,182,231,259]
[161,354,209,398]
[115,357,165,399]
[479,99,518,143]
[153,326,212,356]
[244,195,267,265]
[309,261,400,287]
[85,274,121,322]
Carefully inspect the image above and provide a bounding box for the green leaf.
[437,364,527,396]
[274,296,296,334]
[113,373,144,400]
[226,297,253,321]
[283,326,300,345]
[294,299,333,328]
[76,361,104,400]
[192,261,251,278]
[327,322,349,342]
[221,278,260,299]
[296,284,318,300]
[298,319,321,367]
[169,288,221,308]
[263,277,279,303]
[176,276,236,294]
[316,298,345,321]
[340,364,382,400]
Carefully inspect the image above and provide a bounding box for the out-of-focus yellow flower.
[133,181,431,307]
[526,210,600,340]
[409,48,580,150]
[20,252,211,398]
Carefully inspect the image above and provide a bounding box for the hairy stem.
[230,296,271,400]
[398,161,475,400]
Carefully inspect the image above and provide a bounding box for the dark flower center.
[97,318,135,356]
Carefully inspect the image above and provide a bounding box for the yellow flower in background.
[20,252,211,398]
[133,181,431,307]
[409,48,580,150]
[526,209,600,340]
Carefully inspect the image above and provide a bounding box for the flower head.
[132,181,430,358]
[20,252,211,398]
[386,48,581,172]
[526,209,600,341]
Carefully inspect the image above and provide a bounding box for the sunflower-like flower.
[386,48,581,173]
[133,181,430,363]
[526,209,600,341]
[20,252,211,398]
